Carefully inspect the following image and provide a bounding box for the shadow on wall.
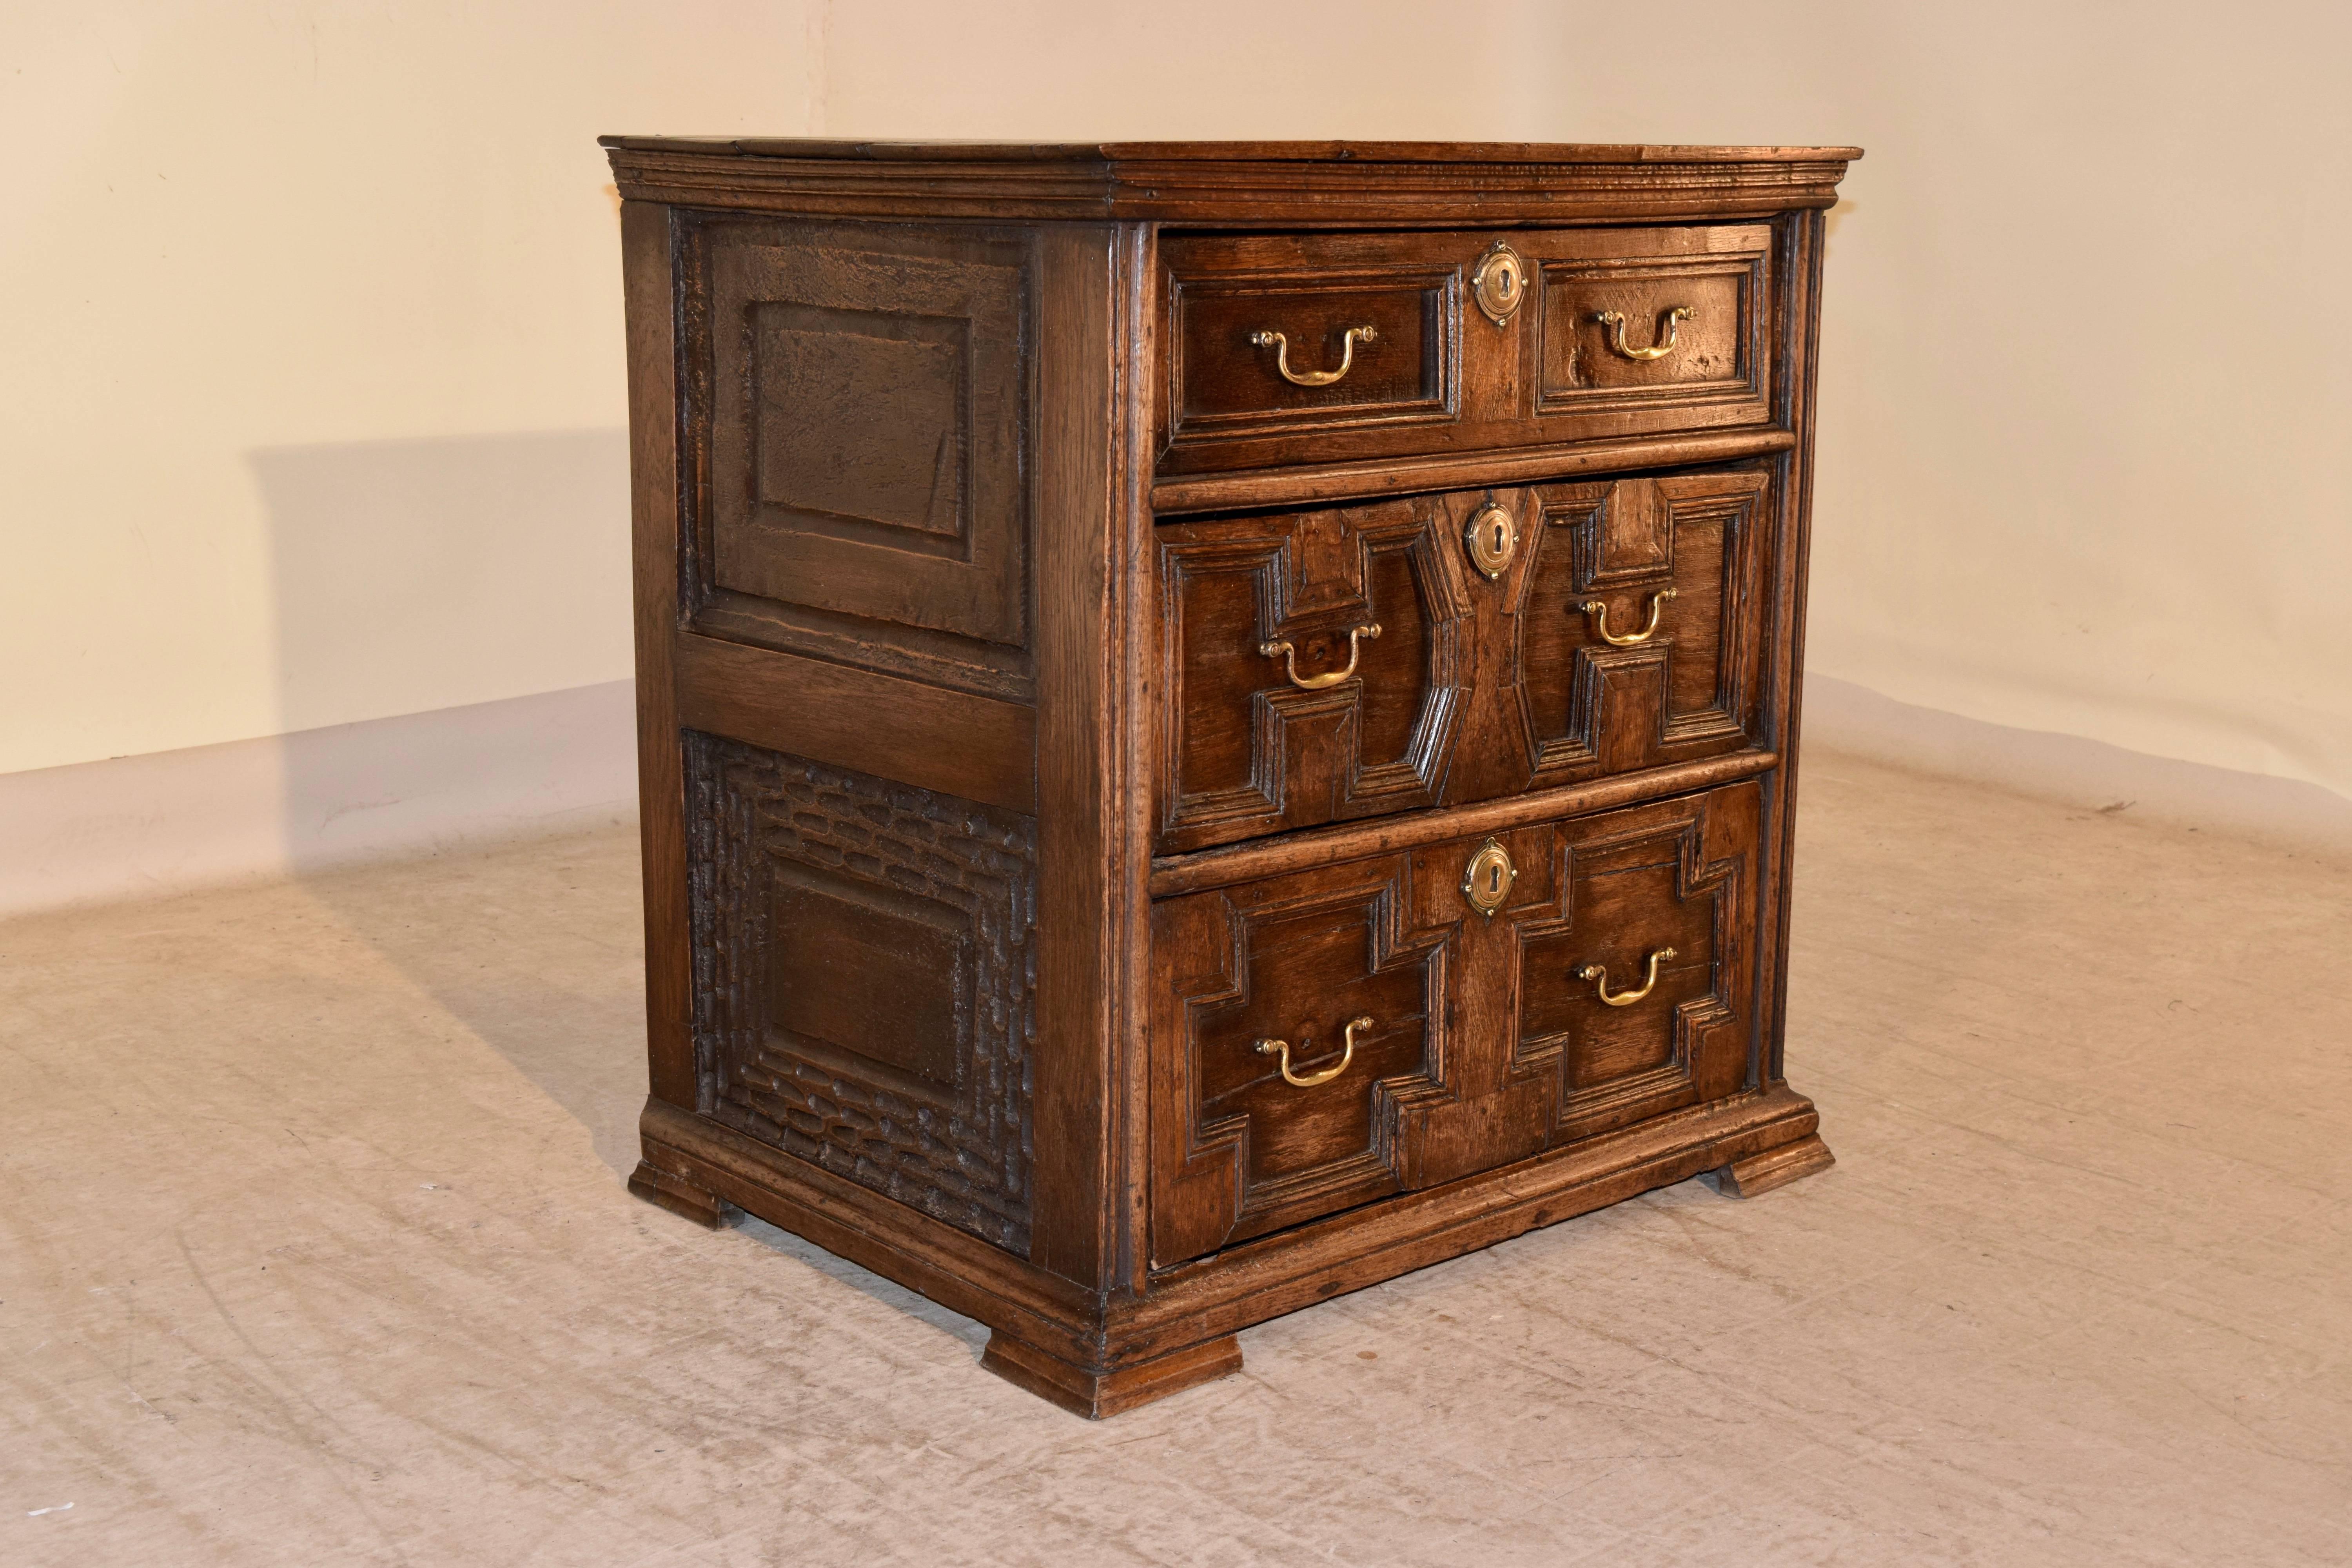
[249,428,635,739]
[245,429,644,1169]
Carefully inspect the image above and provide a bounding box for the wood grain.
[673,632,1035,814]
[1147,780,1763,1266]
[620,200,695,1113]
[1147,427,1795,515]
[613,138,1854,1417]
[1028,224,1122,1288]
[1713,1131,1836,1197]
[603,139,1860,227]
[1154,226,1772,479]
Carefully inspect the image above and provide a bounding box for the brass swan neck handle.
[1593,306,1694,362]
[1249,325,1378,387]
[1577,947,1677,1007]
[1580,588,1676,647]
[1260,623,1380,690]
[1256,1016,1374,1089]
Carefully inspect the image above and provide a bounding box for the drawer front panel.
[1514,783,1758,1145]
[1155,468,1773,854]
[1149,781,1760,1266]
[1156,495,1462,850]
[1149,862,1450,1264]
[1156,225,1773,478]
[1536,227,1769,421]
[1166,240,1456,445]
[1519,469,1771,785]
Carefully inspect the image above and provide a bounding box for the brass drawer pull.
[1577,947,1677,1007]
[1256,1015,1374,1089]
[1594,305,1694,362]
[1581,587,1675,646]
[1249,325,1378,387]
[1260,622,1380,690]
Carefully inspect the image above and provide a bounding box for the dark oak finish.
[610,137,1855,1417]
[1156,225,1771,477]
[1154,468,1772,852]
[1149,780,1760,1265]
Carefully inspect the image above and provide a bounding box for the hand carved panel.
[1149,858,1455,1266]
[1519,470,1770,784]
[1514,782,1759,1144]
[687,733,1037,1252]
[1148,780,1764,1267]
[684,216,1034,700]
[1152,468,1771,853]
[1156,495,1464,852]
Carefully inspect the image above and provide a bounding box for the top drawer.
[1157,225,1774,478]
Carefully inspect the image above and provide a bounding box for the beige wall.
[8,1,2348,803]
[0,2,819,775]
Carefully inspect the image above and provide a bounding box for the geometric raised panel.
[1155,495,1461,851]
[1512,783,1758,1144]
[687,217,1033,699]
[1146,779,1764,1267]
[1520,469,1769,780]
[1149,856,1454,1267]
[1152,472,1771,855]
[687,732,1037,1252]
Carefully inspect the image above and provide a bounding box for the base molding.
[1711,1132,1836,1197]
[628,1159,726,1228]
[982,1330,1243,1419]
[636,1085,1827,1416]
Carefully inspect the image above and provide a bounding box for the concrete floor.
[3,752,2348,1566]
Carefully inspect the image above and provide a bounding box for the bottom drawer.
[1149,780,1761,1267]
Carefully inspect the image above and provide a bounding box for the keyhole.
[1490,520,1506,551]
[1487,865,1502,894]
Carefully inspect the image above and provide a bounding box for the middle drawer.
[1154,466,1773,854]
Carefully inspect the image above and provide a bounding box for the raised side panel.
[688,733,1038,1252]
[684,216,1036,699]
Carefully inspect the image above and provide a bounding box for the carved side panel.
[683,216,1035,700]
[687,733,1037,1252]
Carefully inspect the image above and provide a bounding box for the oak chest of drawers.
[606,136,1858,1416]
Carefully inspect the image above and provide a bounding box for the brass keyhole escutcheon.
[1465,503,1517,580]
[1461,837,1516,918]
[1472,241,1528,327]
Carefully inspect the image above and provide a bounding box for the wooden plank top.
[602,136,1862,225]
[600,137,1863,164]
